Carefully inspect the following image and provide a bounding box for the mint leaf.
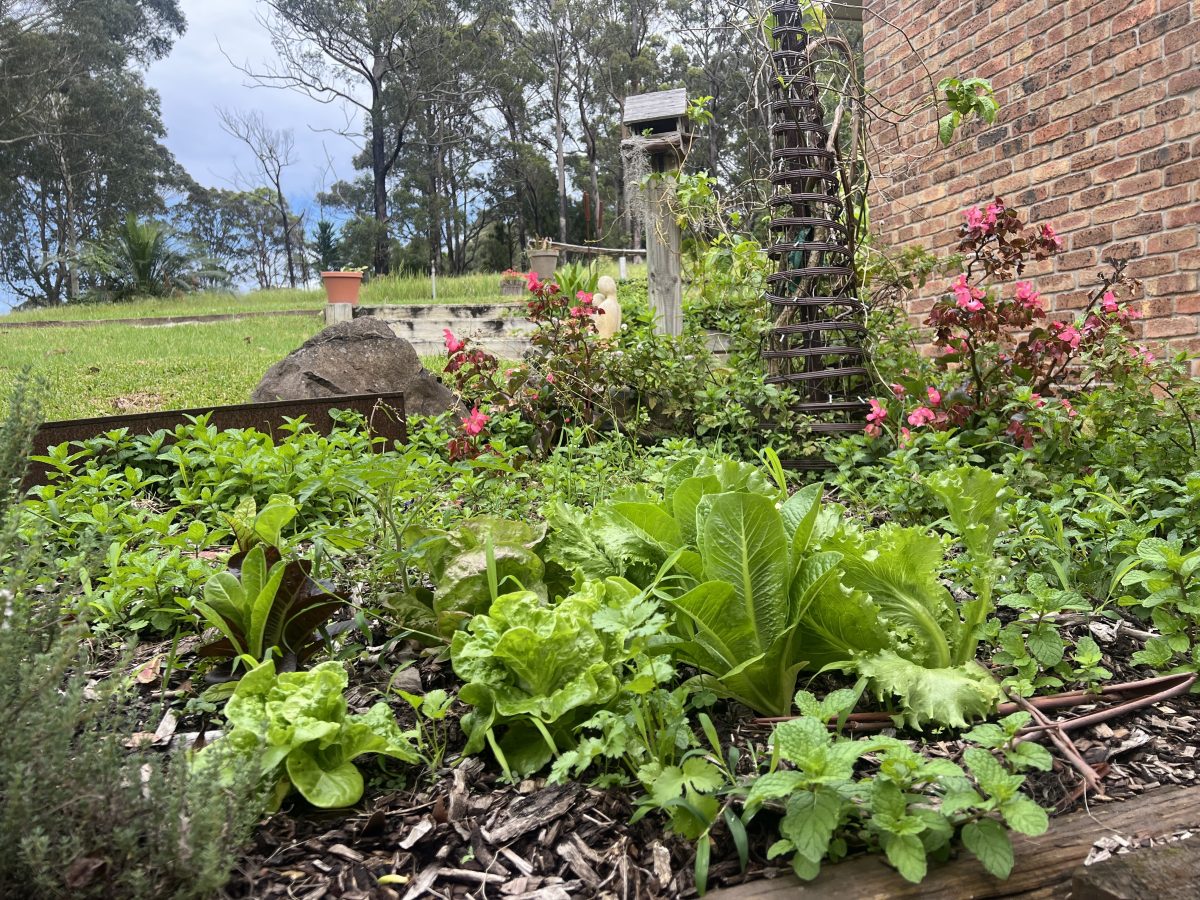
[780,787,843,864]
[962,818,1014,878]
[1001,797,1049,836]
[883,832,928,883]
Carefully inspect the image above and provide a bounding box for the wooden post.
[621,89,691,337]
[645,172,682,335]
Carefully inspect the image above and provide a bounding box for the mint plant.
[991,574,1108,695]
[744,692,1051,884]
[1121,538,1200,673]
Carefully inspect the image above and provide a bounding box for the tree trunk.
[273,178,296,288]
[370,88,391,276]
[553,67,567,243]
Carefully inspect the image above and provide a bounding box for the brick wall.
[863,0,1200,372]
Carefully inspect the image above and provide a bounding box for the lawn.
[0,316,461,421]
[0,262,644,323]
[0,314,326,419]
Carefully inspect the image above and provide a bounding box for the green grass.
[0,261,647,324]
[0,314,326,419]
[0,289,327,323]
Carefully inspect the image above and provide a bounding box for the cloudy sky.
[146,0,362,206]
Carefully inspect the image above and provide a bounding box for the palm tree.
[79,214,226,301]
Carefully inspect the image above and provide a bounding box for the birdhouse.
[622,88,692,172]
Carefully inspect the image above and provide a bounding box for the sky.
[146,0,362,208]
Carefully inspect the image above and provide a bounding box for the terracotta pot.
[321,271,364,305]
[527,249,559,281]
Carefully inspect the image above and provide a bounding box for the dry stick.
[1007,689,1105,796]
[1015,673,1197,738]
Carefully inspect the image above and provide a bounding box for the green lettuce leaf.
[857,650,1003,729]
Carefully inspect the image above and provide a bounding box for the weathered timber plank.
[707,786,1200,900]
[1073,840,1200,900]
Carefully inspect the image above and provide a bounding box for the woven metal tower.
[763,1,870,465]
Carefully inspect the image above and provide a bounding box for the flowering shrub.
[441,271,613,457]
[866,199,1151,449]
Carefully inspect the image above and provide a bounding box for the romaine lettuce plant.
[825,466,1011,726]
[195,542,345,671]
[200,659,418,808]
[450,576,675,778]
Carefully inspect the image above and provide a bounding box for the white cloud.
[146,0,363,208]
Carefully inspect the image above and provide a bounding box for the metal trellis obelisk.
[762,0,870,467]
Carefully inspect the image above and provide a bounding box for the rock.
[251,316,460,416]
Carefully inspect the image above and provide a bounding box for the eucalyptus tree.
[0,0,185,304]
[218,108,304,288]
[251,0,480,276]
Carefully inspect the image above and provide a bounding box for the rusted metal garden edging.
[23,391,407,488]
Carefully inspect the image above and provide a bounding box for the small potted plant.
[527,238,559,281]
[500,268,527,296]
[321,266,367,305]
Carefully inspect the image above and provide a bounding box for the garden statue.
[593,275,622,340]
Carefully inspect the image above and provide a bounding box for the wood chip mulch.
[223,759,702,900]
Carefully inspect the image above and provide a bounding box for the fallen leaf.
[135,656,161,684]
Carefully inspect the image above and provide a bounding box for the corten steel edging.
[22,392,407,488]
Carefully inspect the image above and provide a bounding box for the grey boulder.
[251,316,460,416]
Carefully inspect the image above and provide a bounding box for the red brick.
[1073,224,1114,248]
[1143,316,1197,338]
[1113,213,1161,238]
[863,0,1199,360]
[1147,231,1199,254]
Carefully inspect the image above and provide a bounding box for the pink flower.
[926,386,942,406]
[907,406,937,427]
[570,306,584,316]
[576,291,593,304]
[1042,224,1063,249]
[525,271,541,290]
[964,206,986,231]
[443,328,464,353]
[1101,290,1119,314]
[952,274,985,312]
[890,383,906,397]
[984,201,1003,226]
[462,407,489,436]
[1054,323,1082,349]
[545,372,555,384]
[899,427,912,447]
[864,399,887,437]
[1060,398,1077,418]
[1015,281,1043,311]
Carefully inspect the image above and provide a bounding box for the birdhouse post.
[622,88,691,336]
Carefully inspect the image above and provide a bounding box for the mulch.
[104,604,1200,900]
